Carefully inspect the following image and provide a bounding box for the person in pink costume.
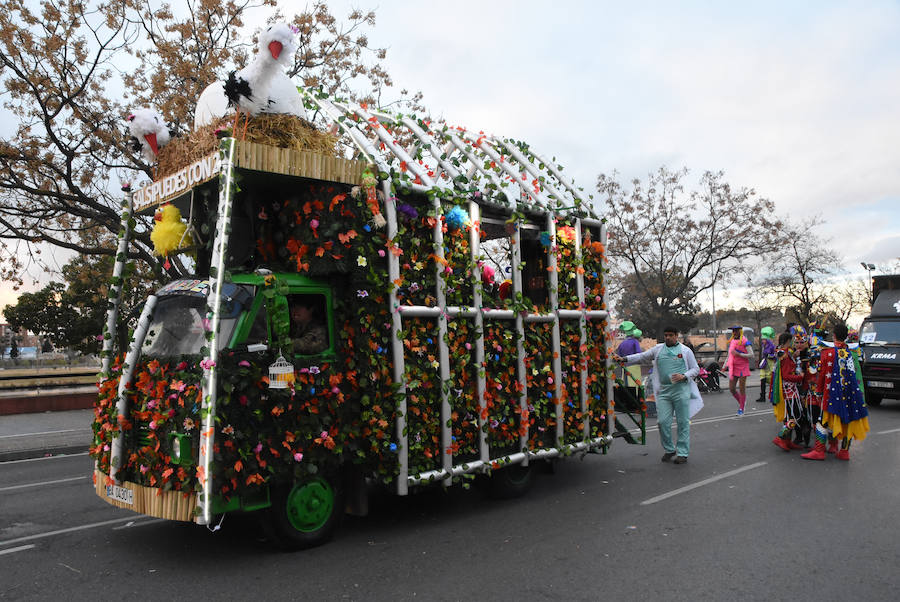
[725,326,754,415]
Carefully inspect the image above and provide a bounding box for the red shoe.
[827,440,839,454]
[801,441,826,461]
[835,449,850,461]
[772,436,792,452]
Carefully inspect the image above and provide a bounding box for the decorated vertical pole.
[109,295,158,483]
[601,220,614,440]
[510,204,528,463]
[574,219,590,440]
[381,177,409,496]
[432,198,452,486]
[468,200,489,464]
[100,187,134,379]
[546,213,563,447]
[197,136,237,525]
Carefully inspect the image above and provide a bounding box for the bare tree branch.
[0,0,414,289]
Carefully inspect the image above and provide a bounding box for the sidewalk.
[0,408,94,462]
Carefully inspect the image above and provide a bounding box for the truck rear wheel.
[264,475,344,550]
[486,463,533,499]
[866,392,883,406]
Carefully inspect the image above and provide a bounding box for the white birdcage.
[267,355,295,389]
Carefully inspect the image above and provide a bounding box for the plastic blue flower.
[445,206,469,231]
[539,231,552,247]
[389,442,397,451]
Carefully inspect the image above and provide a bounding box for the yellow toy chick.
[150,204,192,258]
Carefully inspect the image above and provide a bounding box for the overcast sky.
[302,0,900,310]
[313,1,900,261]
[2,0,898,315]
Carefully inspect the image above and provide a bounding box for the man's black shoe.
[674,456,688,464]
[661,452,676,462]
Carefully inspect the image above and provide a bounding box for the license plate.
[106,484,134,505]
[868,381,894,389]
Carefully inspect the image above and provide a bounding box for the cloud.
[368,2,899,233]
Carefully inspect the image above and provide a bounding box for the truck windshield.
[860,320,900,345]
[141,281,254,358]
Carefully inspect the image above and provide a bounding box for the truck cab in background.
[860,274,900,406]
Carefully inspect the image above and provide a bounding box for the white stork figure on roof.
[193,22,306,134]
[127,108,172,164]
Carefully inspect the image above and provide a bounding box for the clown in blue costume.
[801,323,869,461]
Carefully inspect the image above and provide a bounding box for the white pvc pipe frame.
[100,190,134,378]
[106,138,238,525]
[109,295,158,482]
[105,93,611,510]
[196,137,238,525]
[317,98,613,490]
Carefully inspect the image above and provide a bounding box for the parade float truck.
[860,274,900,406]
[90,91,614,549]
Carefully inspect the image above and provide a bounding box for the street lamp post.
[861,262,876,305]
[711,277,717,356]
[710,263,719,358]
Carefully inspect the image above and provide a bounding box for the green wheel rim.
[285,478,334,532]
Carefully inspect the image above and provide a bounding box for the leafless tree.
[753,217,854,326]
[598,166,780,337]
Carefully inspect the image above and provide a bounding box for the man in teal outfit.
[613,325,701,464]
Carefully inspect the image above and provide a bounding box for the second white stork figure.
[194,23,306,133]
[127,108,171,164]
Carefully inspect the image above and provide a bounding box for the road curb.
[0,444,89,463]
[0,390,96,416]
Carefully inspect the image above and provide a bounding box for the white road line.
[640,461,768,506]
[0,429,89,439]
[112,518,165,530]
[0,516,145,547]
[0,452,89,465]
[876,427,900,435]
[0,476,88,493]
[634,409,772,435]
[0,544,36,556]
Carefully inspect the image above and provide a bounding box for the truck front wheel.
[264,475,344,550]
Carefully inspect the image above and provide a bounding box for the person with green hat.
[616,325,648,414]
[757,326,777,403]
[618,320,635,334]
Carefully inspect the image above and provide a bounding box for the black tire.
[866,391,883,406]
[486,463,533,499]
[263,474,344,550]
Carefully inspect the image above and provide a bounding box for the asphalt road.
[2,390,900,601]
